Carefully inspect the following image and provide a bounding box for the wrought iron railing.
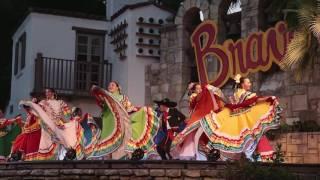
[33,53,112,96]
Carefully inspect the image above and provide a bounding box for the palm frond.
[293,48,314,81]
[293,67,304,81]
[317,0,320,14]
[297,7,316,27]
[310,16,320,39]
[280,30,311,70]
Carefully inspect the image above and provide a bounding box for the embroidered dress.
[201,88,282,160]
[11,111,41,161]
[90,85,159,159]
[19,99,90,160]
[171,85,223,160]
[0,117,22,160]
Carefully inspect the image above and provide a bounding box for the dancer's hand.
[19,100,26,106]
[19,100,32,107]
[228,96,236,104]
[31,98,38,103]
[188,82,195,90]
[206,84,214,90]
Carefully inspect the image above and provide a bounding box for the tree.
[279,0,320,81]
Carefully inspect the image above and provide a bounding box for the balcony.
[32,53,112,97]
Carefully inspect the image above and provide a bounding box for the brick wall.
[273,132,320,164]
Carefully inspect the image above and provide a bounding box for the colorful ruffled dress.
[0,117,22,160]
[90,85,159,159]
[201,88,282,160]
[171,85,224,160]
[19,100,99,160]
[11,111,41,161]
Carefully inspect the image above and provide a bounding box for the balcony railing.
[33,53,112,97]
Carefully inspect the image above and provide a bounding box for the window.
[75,33,105,90]
[14,33,26,76]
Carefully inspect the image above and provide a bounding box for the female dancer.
[0,110,23,161]
[70,107,100,158]
[11,98,41,161]
[90,82,159,159]
[19,89,87,160]
[171,83,224,160]
[202,75,281,160]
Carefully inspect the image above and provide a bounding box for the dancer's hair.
[45,88,58,99]
[110,81,122,94]
[188,83,200,96]
[72,107,82,117]
[233,77,248,90]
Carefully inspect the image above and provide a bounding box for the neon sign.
[191,21,294,87]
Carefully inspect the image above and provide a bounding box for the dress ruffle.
[202,98,282,158]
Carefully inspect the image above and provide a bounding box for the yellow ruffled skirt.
[201,100,281,158]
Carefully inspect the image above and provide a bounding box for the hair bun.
[234,74,241,84]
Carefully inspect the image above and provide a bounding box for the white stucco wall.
[7,16,33,118]
[6,13,107,117]
[109,5,173,106]
[106,11,130,95]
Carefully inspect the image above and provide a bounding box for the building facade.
[6,0,173,117]
[7,0,320,125]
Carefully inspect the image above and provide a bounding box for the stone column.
[241,0,262,92]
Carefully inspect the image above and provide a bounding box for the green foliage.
[266,0,318,29]
[278,0,320,81]
[225,153,294,180]
[272,143,285,164]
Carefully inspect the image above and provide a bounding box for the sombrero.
[153,98,177,108]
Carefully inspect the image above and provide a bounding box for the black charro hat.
[153,98,177,108]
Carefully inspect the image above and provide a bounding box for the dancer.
[70,107,100,158]
[19,88,85,160]
[0,110,23,161]
[154,98,186,160]
[202,75,281,160]
[11,98,41,161]
[91,82,159,160]
[171,83,224,160]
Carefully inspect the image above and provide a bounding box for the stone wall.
[273,132,320,164]
[255,58,320,125]
[145,0,216,114]
[0,161,225,179]
[1,160,320,179]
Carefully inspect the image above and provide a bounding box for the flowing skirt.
[11,128,41,161]
[171,87,222,160]
[0,125,21,160]
[201,98,282,159]
[90,85,159,159]
[19,101,99,160]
